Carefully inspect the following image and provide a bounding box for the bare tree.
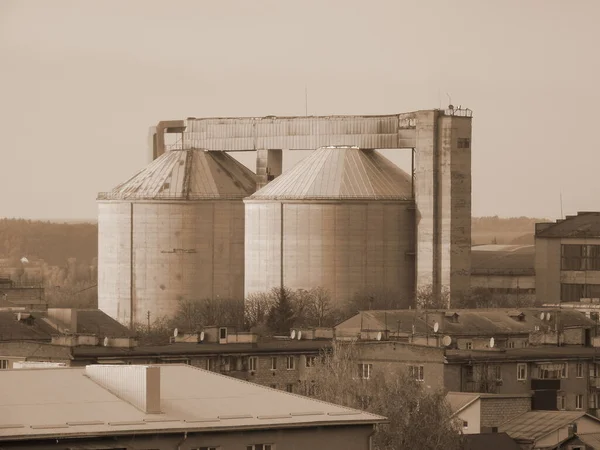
[172,297,245,331]
[244,291,275,330]
[266,287,296,334]
[299,341,464,450]
[307,286,338,327]
[341,286,410,320]
[416,284,450,309]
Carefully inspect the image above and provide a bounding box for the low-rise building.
[0,364,386,449]
[447,392,531,434]
[471,244,536,303]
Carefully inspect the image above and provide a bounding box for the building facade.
[536,212,600,304]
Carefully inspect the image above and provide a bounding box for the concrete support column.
[256,149,283,190]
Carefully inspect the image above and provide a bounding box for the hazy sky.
[1,0,598,221]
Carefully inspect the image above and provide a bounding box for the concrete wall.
[456,401,481,434]
[535,237,563,303]
[414,111,472,304]
[244,201,415,306]
[0,424,376,450]
[98,201,246,325]
[355,341,446,390]
[470,274,535,291]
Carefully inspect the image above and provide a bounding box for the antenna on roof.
[199,331,205,342]
[433,321,439,333]
[290,329,296,339]
[442,335,452,347]
[103,336,109,347]
[173,328,179,338]
[297,330,302,340]
[489,337,495,348]
[540,312,545,321]
[560,192,564,219]
[376,331,382,341]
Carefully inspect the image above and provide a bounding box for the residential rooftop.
[446,346,600,363]
[0,364,385,441]
[499,410,593,441]
[336,308,595,338]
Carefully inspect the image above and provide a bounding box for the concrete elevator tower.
[97,108,472,325]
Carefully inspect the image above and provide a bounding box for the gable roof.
[0,364,386,441]
[247,146,413,201]
[536,212,600,238]
[463,433,521,450]
[499,411,595,441]
[446,392,480,415]
[0,312,53,342]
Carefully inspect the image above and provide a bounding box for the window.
[408,365,424,381]
[305,356,316,367]
[561,244,600,271]
[517,363,527,381]
[219,327,227,340]
[538,363,567,379]
[270,357,277,370]
[286,384,294,393]
[465,342,473,350]
[465,366,474,382]
[269,384,277,389]
[248,357,258,372]
[577,362,584,378]
[493,365,502,381]
[196,447,220,450]
[462,421,468,430]
[286,356,295,370]
[558,395,566,410]
[220,356,231,372]
[0,360,8,370]
[508,341,515,349]
[358,363,372,380]
[562,244,586,271]
[576,394,584,410]
[246,445,274,450]
[457,137,471,149]
[590,392,599,409]
[206,358,216,372]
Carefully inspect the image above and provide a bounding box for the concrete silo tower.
[97,149,256,326]
[244,146,415,305]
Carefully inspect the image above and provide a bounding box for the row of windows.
[356,363,425,382]
[516,362,585,381]
[561,244,600,271]
[0,360,8,370]
[561,282,600,302]
[558,394,585,410]
[205,355,316,372]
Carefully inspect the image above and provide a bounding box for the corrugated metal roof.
[247,147,412,201]
[0,364,386,440]
[499,411,592,441]
[471,245,535,274]
[463,433,521,450]
[98,150,256,201]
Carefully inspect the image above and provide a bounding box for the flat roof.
[0,364,385,441]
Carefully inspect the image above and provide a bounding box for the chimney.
[85,365,161,414]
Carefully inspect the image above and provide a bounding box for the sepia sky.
[1,0,598,221]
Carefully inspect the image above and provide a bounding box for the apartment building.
[0,364,385,449]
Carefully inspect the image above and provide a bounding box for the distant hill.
[0,219,97,266]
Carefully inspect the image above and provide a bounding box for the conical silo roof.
[248,146,412,200]
[99,149,257,200]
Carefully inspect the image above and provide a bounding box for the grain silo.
[244,146,415,306]
[97,149,256,326]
